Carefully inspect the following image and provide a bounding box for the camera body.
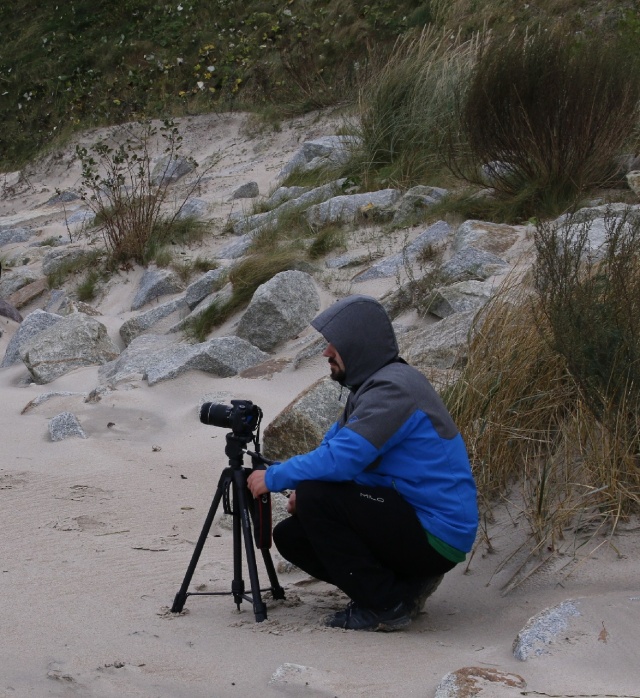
[199,399,262,436]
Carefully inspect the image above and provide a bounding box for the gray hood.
[311,295,399,388]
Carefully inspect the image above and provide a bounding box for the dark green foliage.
[76,269,101,301]
[309,225,346,259]
[534,208,640,449]
[184,296,235,342]
[46,250,104,288]
[228,249,303,305]
[0,0,427,168]
[450,31,640,220]
[350,30,479,190]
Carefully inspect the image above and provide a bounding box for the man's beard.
[329,360,345,383]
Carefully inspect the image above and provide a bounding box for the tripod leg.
[231,477,245,609]
[261,549,286,601]
[233,468,268,622]
[171,473,227,613]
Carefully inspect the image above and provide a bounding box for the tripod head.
[199,399,264,467]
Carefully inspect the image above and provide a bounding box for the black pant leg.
[273,480,455,609]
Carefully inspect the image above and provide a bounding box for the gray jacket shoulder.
[344,362,459,446]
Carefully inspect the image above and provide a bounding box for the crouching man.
[248,294,478,631]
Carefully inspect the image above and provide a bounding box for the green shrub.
[76,119,202,265]
[534,207,640,449]
[309,225,346,259]
[445,271,640,575]
[349,28,480,189]
[46,249,104,288]
[76,269,101,301]
[449,30,640,220]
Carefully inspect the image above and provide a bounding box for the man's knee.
[295,480,336,518]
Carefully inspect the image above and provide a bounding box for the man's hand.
[247,469,270,497]
[287,490,297,515]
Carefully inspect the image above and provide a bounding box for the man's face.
[323,343,346,382]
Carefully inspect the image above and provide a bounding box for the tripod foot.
[272,586,286,601]
[171,590,188,613]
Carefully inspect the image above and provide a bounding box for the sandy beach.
[1,111,639,698]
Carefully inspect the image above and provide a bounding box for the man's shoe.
[326,600,359,627]
[409,574,444,618]
[325,601,412,631]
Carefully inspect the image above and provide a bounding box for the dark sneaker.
[326,600,359,627]
[409,574,444,618]
[325,601,412,631]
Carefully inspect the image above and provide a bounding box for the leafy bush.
[77,119,201,265]
[449,31,640,219]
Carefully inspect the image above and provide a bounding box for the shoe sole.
[374,616,412,632]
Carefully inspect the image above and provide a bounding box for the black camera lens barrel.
[199,400,262,435]
[200,402,234,428]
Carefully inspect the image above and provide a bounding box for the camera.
[199,399,262,436]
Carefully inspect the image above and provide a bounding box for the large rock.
[552,203,640,261]
[185,268,226,309]
[391,185,448,227]
[265,186,309,208]
[0,227,35,247]
[8,277,49,309]
[263,376,343,461]
[426,280,495,319]
[176,197,209,220]
[151,154,195,185]
[49,412,87,442]
[100,335,268,387]
[145,336,269,386]
[41,246,88,277]
[217,235,253,259]
[19,313,120,383]
[1,309,62,367]
[440,246,508,282]
[453,220,522,257]
[435,667,526,698]
[232,181,259,199]
[236,271,320,351]
[512,600,581,661]
[354,220,451,282]
[119,297,189,345]
[231,180,345,236]
[277,136,356,180]
[131,267,184,310]
[0,299,22,323]
[305,189,401,227]
[0,267,40,297]
[99,335,177,386]
[398,311,477,370]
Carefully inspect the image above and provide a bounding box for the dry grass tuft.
[445,264,640,575]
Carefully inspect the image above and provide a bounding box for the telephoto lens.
[199,400,262,435]
[199,402,234,428]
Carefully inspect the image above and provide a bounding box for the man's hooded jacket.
[264,295,478,553]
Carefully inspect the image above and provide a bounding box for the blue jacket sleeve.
[264,423,379,492]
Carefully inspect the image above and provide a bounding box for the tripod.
[171,430,285,622]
